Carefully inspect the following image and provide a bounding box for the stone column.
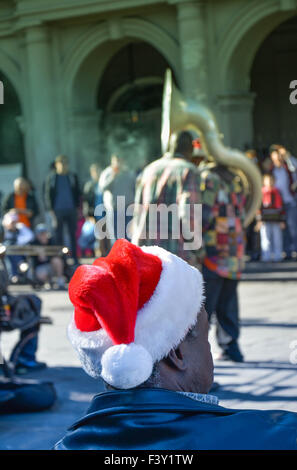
[175,0,208,102]
[23,25,58,189]
[217,92,256,150]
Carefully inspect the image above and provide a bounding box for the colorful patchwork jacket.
[200,164,246,280]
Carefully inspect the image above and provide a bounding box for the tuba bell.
[161,69,262,227]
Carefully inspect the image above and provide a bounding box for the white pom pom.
[101,343,153,389]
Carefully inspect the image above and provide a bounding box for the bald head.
[104,306,214,394]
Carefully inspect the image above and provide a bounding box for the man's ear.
[165,345,187,371]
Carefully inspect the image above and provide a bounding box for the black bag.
[0,378,56,413]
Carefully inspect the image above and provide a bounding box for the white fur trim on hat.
[101,343,153,389]
[67,318,113,378]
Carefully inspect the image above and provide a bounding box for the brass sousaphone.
[161,69,262,227]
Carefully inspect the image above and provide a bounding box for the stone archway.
[97,41,175,169]
[63,18,180,110]
[0,47,23,109]
[216,0,297,149]
[64,19,180,177]
[251,15,297,157]
[0,70,25,170]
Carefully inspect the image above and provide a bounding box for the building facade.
[0,0,297,189]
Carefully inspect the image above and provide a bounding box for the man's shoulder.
[142,157,198,178]
[99,166,112,184]
[54,389,297,450]
[3,192,14,203]
[289,155,297,165]
[46,171,56,181]
[101,166,112,177]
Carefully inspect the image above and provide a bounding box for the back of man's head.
[67,239,209,392]
[174,131,193,160]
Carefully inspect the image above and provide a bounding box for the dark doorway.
[251,16,297,158]
[97,42,175,170]
[0,72,25,170]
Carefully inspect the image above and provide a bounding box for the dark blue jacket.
[54,388,297,450]
[44,171,81,211]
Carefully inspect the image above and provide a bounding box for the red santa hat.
[68,239,204,389]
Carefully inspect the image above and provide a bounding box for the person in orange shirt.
[2,177,39,228]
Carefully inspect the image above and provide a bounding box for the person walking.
[44,155,81,264]
[200,163,246,362]
[99,155,136,243]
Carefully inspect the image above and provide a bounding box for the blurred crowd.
[245,144,297,262]
[0,153,136,288]
[0,136,296,375]
[0,142,296,291]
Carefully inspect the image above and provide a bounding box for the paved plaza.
[0,278,297,450]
